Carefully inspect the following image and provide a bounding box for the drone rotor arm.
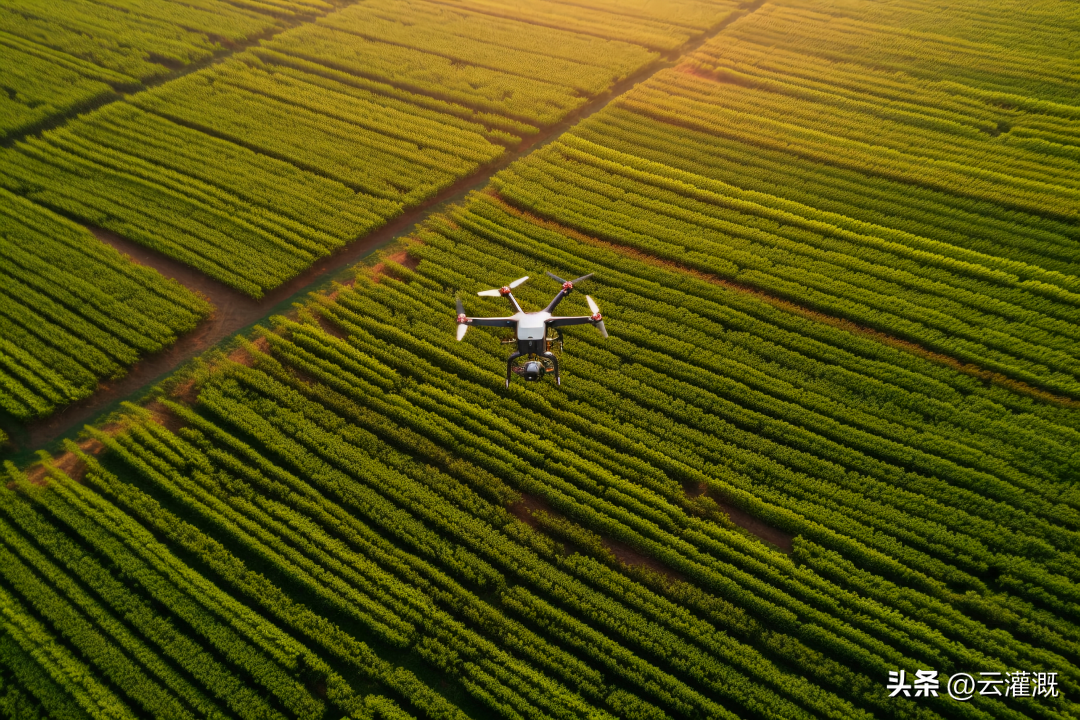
[545,316,596,328]
[466,317,517,328]
[547,294,607,338]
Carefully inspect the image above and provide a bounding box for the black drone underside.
[455,271,608,387]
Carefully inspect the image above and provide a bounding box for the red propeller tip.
[591,313,603,321]
[456,314,467,323]
[499,286,511,295]
[562,281,574,290]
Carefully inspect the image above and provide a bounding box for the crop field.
[0,0,738,298]
[1,0,1079,718]
[2,191,1079,718]
[0,188,210,421]
[0,0,332,139]
[492,0,1080,399]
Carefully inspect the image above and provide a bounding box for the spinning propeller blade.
[456,323,469,341]
[546,271,592,288]
[586,295,608,339]
[478,276,529,297]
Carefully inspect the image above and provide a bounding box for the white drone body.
[455,273,608,387]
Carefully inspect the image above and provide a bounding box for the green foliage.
[0,189,210,420]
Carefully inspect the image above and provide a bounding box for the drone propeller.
[455,297,469,341]
[545,271,594,289]
[478,276,529,297]
[586,295,608,339]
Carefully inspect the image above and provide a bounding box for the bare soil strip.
[489,193,1080,409]
[0,4,768,459]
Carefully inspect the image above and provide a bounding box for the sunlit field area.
[1,1,1078,719]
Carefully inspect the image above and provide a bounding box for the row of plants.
[649,70,1079,191]
[247,48,538,143]
[131,61,501,202]
[490,149,1080,397]
[256,256,1075,717]
[6,182,1078,717]
[74,102,400,246]
[263,25,590,127]
[343,0,656,77]
[573,109,1080,278]
[783,0,1079,62]
[57,357,883,720]
[410,198,1080,637]
[413,0,735,52]
[0,189,209,420]
[725,3,1080,106]
[623,76,1080,224]
[0,458,430,720]
[0,39,117,141]
[315,0,654,96]
[0,0,323,84]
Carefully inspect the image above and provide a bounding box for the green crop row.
[625,75,1080,224]
[259,0,703,128]
[574,109,1080,278]
[408,198,1080,632]
[7,178,1079,717]
[417,0,736,52]
[490,149,1080,397]
[0,39,116,141]
[131,59,504,202]
[770,0,1080,61]
[0,0,744,322]
[0,189,209,420]
[473,52,1080,397]
[264,25,590,127]
[0,0,316,83]
[0,458,425,720]
[316,0,655,95]
[727,4,1080,105]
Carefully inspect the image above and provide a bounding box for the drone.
[455,271,608,387]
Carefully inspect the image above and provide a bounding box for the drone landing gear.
[505,350,522,389]
[542,351,560,386]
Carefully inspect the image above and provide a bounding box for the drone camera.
[522,361,545,381]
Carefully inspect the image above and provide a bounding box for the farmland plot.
[487,0,1080,398]
[4,193,1078,717]
[3,0,1079,717]
[0,0,740,298]
[0,189,210,421]
[0,0,331,138]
